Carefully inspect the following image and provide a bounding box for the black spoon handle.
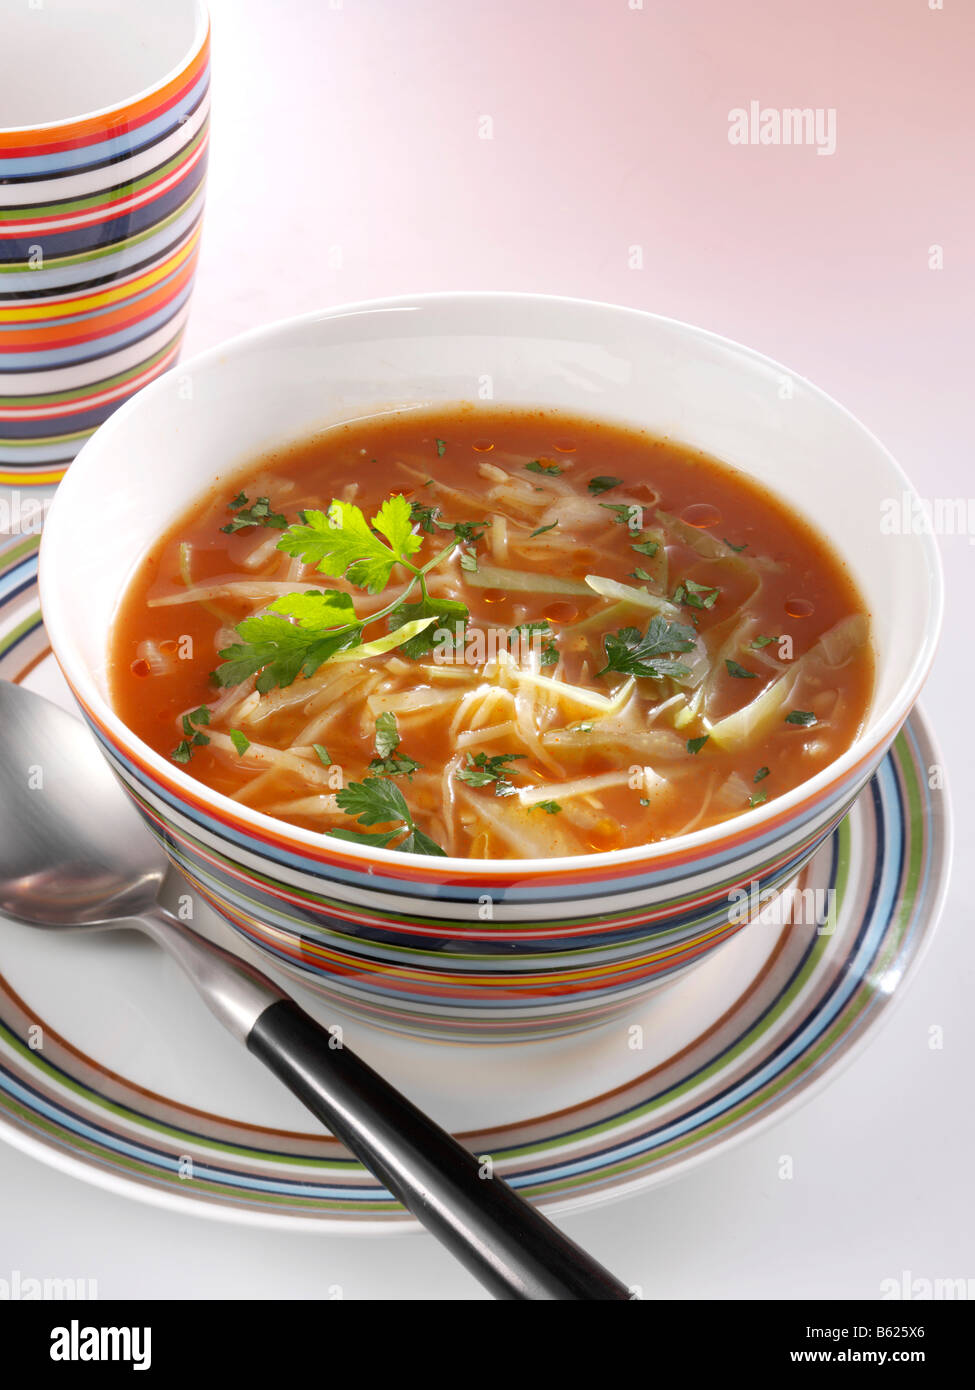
[247,999,632,1301]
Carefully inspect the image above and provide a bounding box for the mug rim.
[38,290,945,881]
[0,0,209,137]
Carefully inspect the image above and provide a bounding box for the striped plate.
[0,535,950,1230]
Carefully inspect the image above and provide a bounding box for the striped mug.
[0,0,209,491]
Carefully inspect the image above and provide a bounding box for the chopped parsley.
[525,459,562,477]
[312,743,331,765]
[628,567,654,582]
[686,735,709,754]
[368,712,421,778]
[673,578,720,610]
[631,538,659,557]
[456,751,526,795]
[600,503,638,526]
[171,706,211,763]
[221,494,288,533]
[723,538,747,552]
[529,521,559,538]
[533,800,562,814]
[748,790,768,808]
[587,476,622,495]
[435,438,447,457]
[785,709,817,726]
[751,634,777,649]
[753,766,770,782]
[725,658,757,679]
[229,729,250,756]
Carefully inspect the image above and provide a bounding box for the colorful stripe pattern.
[60,641,897,1040]
[0,558,949,1225]
[0,33,209,485]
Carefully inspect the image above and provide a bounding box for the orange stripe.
[0,255,197,350]
[0,28,210,151]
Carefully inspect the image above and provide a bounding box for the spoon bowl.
[0,681,167,928]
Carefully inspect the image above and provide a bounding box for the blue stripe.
[0,68,210,178]
[0,278,193,375]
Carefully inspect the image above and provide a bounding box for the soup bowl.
[38,293,943,1041]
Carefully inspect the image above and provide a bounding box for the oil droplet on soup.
[681,502,722,529]
[108,408,873,860]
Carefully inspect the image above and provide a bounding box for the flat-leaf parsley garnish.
[214,493,475,691]
[598,616,697,681]
[330,776,445,856]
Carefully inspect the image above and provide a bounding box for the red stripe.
[0,39,209,157]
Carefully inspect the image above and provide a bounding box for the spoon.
[0,680,631,1301]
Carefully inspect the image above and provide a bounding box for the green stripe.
[0,124,208,223]
[0,183,204,274]
[0,337,177,407]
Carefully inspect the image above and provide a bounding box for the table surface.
[2,0,972,1301]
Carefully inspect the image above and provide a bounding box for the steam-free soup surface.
[110,408,873,859]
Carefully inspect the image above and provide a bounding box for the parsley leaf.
[214,589,360,692]
[221,494,288,533]
[277,495,422,594]
[365,714,421,778]
[674,578,720,610]
[725,658,757,679]
[533,800,562,814]
[456,751,526,795]
[600,502,639,526]
[374,711,400,760]
[631,538,659,557]
[686,735,709,754]
[229,729,250,756]
[435,438,447,457]
[171,706,212,763]
[410,500,439,534]
[529,521,559,538]
[587,476,622,495]
[331,775,445,856]
[526,459,562,476]
[753,766,770,782]
[785,709,817,726]
[751,634,777,649]
[749,790,768,808]
[387,593,469,659]
[598,616,697,680]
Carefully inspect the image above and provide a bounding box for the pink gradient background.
[3,0,971,1301]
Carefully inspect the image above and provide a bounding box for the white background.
[1,0,971,1300]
